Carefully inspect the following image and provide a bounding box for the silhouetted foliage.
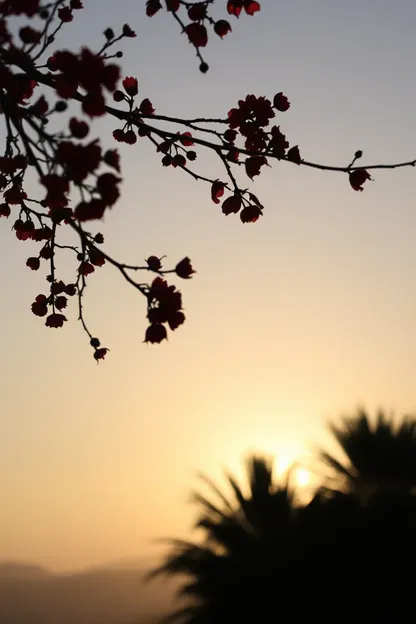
[319,408,416,500]
[152,449,416,623]
[2,3,415,360]
[149,455,299,622]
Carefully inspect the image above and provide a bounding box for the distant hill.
[0,562,51,581]
[0,560,179,624]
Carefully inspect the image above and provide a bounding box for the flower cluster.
[0,0,387,363]
[206,91,301,223]
[144,257,195,343]
[47,46,121,116]
[145,0,260,72]
[0,2,198,361]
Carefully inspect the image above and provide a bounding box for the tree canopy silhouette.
[149,455,299,623]
[152,431,416,622]
[319,408,416,500]
[1,2,416,360]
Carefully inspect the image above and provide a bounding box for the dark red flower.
[41,174,69,209]
[122,23,136,37]
[89,247,105,267]
[168,311,185,331]
[188,3,206,20]
[96,172,121,206]
[54,74,78,99]
[51,281,66,295]
[82,91,106,117]
[46,313,67,328]
[69,117,89,138]
[222,194,242,215]
[147,256,162,271]
[144,324,168,344]
[7,0,40,16]
[245,155,267,179]
[146,0,162,16]
[148,278,183,324]
[113,129,125,142]
[4,185,27,204]
[180,132,194,146]
[175,257,195,279]
[349,168,372,191]
[31,294,48,317]
[75,198,106,221]
[273,92,290,112]
[55,296,68,310]
[14,219,34,240]
[0,203,11,218]
[58,6,73,22]
[214,20,232,38]
[103,149,120,172]
[244,1,260,15]
[79,261,95,275]
[227,0,243,16]
[124,129,137,144]
[269,125,289,158]
[286,145,301,164]
[33,226,53,241]
[240,204,262,223]
[228,95,274,130]
[122,76,138,96]
[19,26,42,44]
[227,0,261,16]
[211,180,225,204]
[30,95,49,117]
[26,257,40,270]
[56,141,101,182]
[172,154,186,168]
[101,64,120,92]
[65,284,77,296]
[94,347,109,361]
[185,23,208,47]
[39,244,53,260]
[166,0,180,11]
[139,98,155,115]
[70,0,83,8]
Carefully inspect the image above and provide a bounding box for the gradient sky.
[2,0,416,572]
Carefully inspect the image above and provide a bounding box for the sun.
[275,450,312,488]
[294,467,311,487]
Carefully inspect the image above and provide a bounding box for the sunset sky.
[2,0,416,572]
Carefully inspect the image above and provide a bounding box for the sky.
[2,0,416,572]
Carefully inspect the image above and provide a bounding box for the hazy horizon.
[0,558,177,624]
[3,0,416,575]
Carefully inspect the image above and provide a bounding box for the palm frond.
[321,409,416,496]
[319,451,356,480]
[195,472,234,512]
[190,492,231,522]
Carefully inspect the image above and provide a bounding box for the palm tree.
[147,454,299,623]
[319,408,416,500]
[149,449,416,623]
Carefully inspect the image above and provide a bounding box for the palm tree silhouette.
[148,454,299,623]
[319,408,416,500]
[150,449,416,623]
